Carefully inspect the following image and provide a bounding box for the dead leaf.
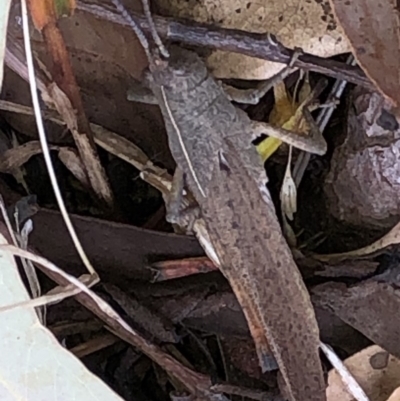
[327,345,400,401]
[100,283,179,344]
[155,0,350,79]
[386,388,400,401]
[0,0,12,92]
[280,147,297,220]
[312,280,400,359]
[47,82,79,132]
[58,147,90,188]
[327,0,400,110]
[323,87,400,231]
[322,343,370,401]
[29,208,205,284]
[0,139,90,192]
[314,220,400,263]
[0,141,59,173]
[29,6,114,206]
[0,226,124,400]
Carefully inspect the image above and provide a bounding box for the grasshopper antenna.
[110,0,152,60]
[110,0,169,60]
[140,0,169,59]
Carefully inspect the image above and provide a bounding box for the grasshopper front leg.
[127,80,158,105]
[166,167,200,233]
[222,49,328,157]
[250,118,327,156]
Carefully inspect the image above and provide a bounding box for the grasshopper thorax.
[148,45,208,93]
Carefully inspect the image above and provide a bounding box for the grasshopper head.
[150,45,208,92]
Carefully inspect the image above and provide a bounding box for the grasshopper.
[112,1,326,400]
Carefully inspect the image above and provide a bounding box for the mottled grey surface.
[144,46,267,202]
[201,146,325,401]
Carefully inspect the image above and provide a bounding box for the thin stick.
[20,0,97,277]
[77,1,372,88]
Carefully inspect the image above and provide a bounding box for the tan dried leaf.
[386,388,400,401]
[328,0,400,109]
[155,0,350,79]
[0,141,59,173]
[327,345,400,401]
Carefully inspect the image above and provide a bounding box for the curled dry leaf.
[155,0,350,79]
[327,345,400,401]
[0,141,59,173]
[327,0,400,110]
[323,87,400,231]
[0,139,90,190]
[58,147,90,188]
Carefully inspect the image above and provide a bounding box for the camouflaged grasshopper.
[112,1,326,400]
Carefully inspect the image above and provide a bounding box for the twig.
[76,1,373,89]
[69,333,120,358]
[211,383,283,401]
[20,2,114,207]
[20,0,98,278]
[0,244,229,401]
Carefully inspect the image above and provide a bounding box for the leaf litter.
[1,0,400,401]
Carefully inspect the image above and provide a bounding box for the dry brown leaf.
[327,345,400,401]
[327,0,400,109]
[312,280,400,360]
[32,11,114,206]
[323,87,400,230]
[155,0,350,79]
